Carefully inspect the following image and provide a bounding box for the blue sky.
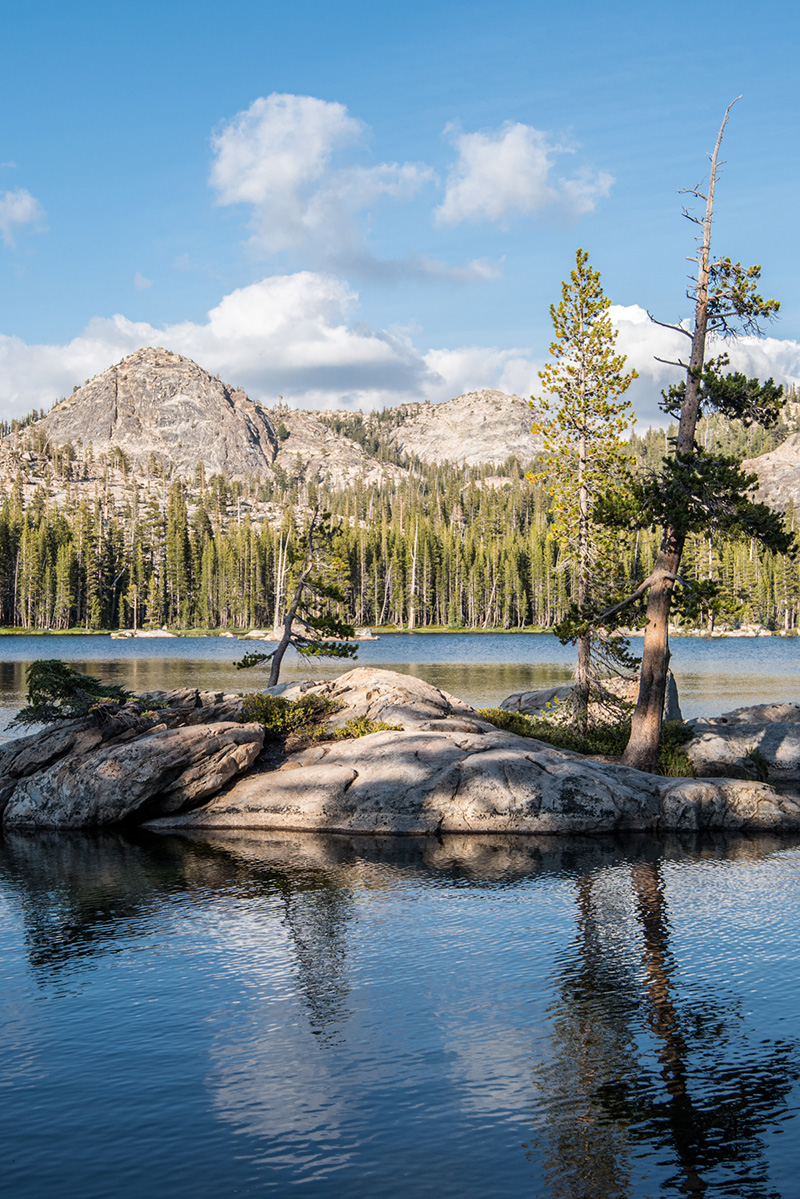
[1,0,798,423]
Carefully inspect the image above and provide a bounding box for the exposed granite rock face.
[271,409,405,487]
[38,347,280,480]
[686,702,800,781]
[5,670,800,834]
[501,673,683,723]
[0,719,103,812]
[692,702,800,726]
[388,390,543,466]
[3,723,263,828]
[148,669,800,836]
[0,693,262,828]
[28,353,544,489]
[269,668,494,733]
[743,434,800,511]
[6,345,564,506]
[500,685,574,715]
[150,721,800,836]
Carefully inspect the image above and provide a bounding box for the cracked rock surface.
[5,669,800,834]
[686,702,800,782]
[147,669,800,836]
[0,689,262,828]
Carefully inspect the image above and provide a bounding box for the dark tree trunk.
[622,535,683,770]
[623,103,734,771]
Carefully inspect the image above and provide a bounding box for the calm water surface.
[0,632,796,735]
[1,829,799,1198]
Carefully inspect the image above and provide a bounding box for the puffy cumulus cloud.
[609,305,800,426]
[425,310,800,426]
[3,282,798,426]
[0,272,438,417]
[423,345,541,403]
[167,273,433,402]
[0,188,47,247]
[435,122,613,227]
[210,93,435,260]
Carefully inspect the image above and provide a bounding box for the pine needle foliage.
[531,249,638,729]
[12,659,130,725]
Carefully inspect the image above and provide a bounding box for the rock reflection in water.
[1,829,799,1197]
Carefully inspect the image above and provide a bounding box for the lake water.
[2,633,799,1196]
[1,828,799,1198]
[0,631,797,736]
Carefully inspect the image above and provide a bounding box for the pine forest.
[1,405,800,635]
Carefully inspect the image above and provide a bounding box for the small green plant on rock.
[240,692,337,737]
[745,745,771,782]
[478,707,631,757]
[240,692,400,743]
[12,660,131,726]
[477,707,695,776]
[321,715,401,741]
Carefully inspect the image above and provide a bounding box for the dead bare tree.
[619,100,788,771]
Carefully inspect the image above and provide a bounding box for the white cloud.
[0,272,439,416]
[0,188,47,247]
[425,308,800,426]
[435,121,613,226]
[133,272,152,290]
[609,304,800,426]
[210,93,435,259]
[423,345,541,403]
[2,284,798,426]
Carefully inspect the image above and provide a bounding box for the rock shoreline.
[1,669,799,835]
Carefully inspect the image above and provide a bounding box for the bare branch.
[647,312,692,339]
[593,572,684,625]
[654,355,688,368]
[679,183,708,201]
[593,576,655,624]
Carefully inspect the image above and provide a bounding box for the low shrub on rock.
[12,660,131,726]
[323,715,401,740]
[478,707,695,776]
[240,691,336,737]
[240,692,400,743]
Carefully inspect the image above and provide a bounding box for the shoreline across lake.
[0,631,796,735]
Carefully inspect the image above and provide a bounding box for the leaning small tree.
[532,248,638,730]
[619,100,793,770]
[12,660,130,725]
[236,508,358,687]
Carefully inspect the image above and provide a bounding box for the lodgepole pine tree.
[532,248,638,730]
[236,508,357,686]
[620,100,793,771]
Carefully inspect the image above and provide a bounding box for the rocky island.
[2,668,799,835]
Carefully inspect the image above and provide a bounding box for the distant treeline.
[1,410,800,632]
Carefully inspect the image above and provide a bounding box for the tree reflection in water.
[273,869,355,1044]
[2,829,799,1196]
[534,854,799,1199]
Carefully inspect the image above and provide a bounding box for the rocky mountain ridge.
[39,347,279,481]
[743,434,800,511]
[385,390,542,466]
[3,348,542,489]
[6,345,800,516]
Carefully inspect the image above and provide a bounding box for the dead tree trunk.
[623,102,735,772]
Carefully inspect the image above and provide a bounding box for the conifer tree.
[533,248,638,729]
[619,101,794,771]
[237,509,357,686]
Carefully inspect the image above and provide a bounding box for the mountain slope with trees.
[0,346,799,635]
